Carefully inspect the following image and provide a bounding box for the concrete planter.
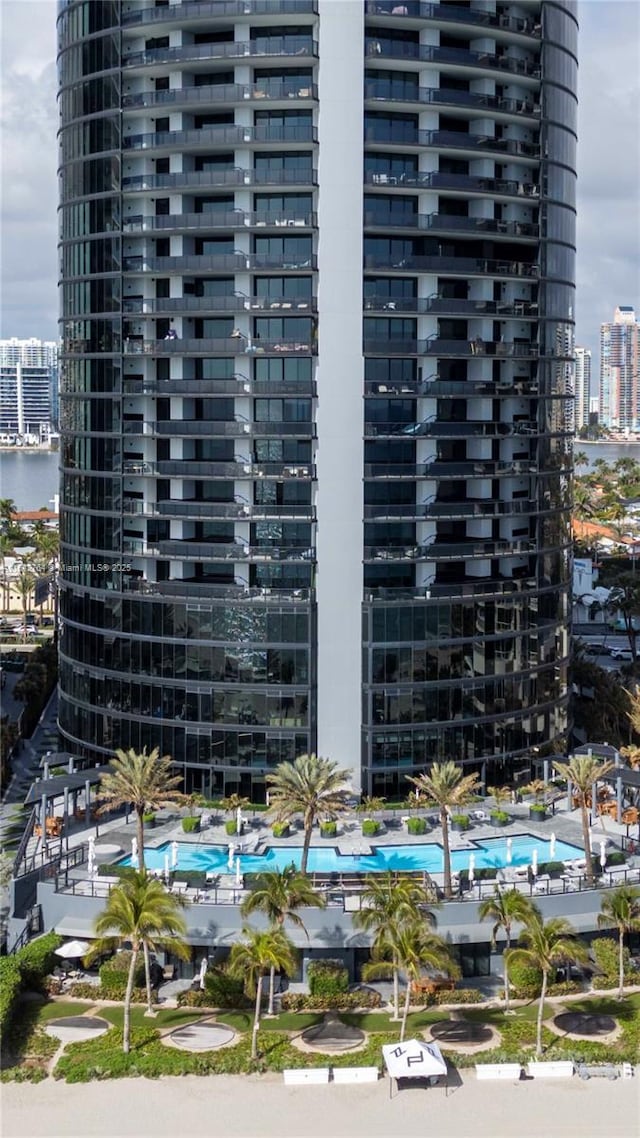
[451,820,470,833]
[490,814,510,828]
[529,806,547,821]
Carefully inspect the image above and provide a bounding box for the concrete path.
[3,1070,638,1138]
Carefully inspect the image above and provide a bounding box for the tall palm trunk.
[300,809,314,875]
[134,813,154,1015]
[268,965,276,1016]
[392,957,400,1020]
[535,968,548,1057]
[143,942,154,1014]
[503,930,511,1013]
[441,806,453,898]
[618,927,625,999]
[123,945,139,1054]
[580,799,594,885]
[252,975,263,1060]
[400,979,412,1042]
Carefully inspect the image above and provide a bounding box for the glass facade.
[57,0,576,798]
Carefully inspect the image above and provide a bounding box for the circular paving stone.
[45,1016,111,1043]
[553,1012,617,1037]
[163,1022,236,1051]
[300,1014,365,1053]
[430,1020,494,1045]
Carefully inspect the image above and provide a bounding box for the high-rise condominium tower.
[0,338,58,438]
[57,0,576,798]
[599,307,639,431]
[574,346,591,432]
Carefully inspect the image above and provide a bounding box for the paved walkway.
[3,1070,638,1138]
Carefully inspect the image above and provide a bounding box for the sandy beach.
[2,1072,638,1138]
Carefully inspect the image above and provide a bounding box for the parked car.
[12,625,39,637]
[610,647,637,661]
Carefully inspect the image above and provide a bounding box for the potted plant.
[362,818,380,837]
[524,780,548,820]
[357,796,385,836]
[406,816,427,836]
[181,816,200,833]
[450,813,470,832]
[487,784,512,827]
[320,820,337,838]
[271,821,290,838]
[490,809,510,828]
[142,812,156,829]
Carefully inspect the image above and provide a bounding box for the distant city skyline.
[0,0,638,365]
[598,306,639,430]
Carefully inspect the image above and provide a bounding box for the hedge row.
[0,932,62,1035]
[280,991,382,1012]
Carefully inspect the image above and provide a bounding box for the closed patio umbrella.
[198,957,208,991]
[55,939,91,960]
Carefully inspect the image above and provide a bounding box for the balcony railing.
[157,460,315,479]
[364,171,539,197]
[154,540,316,561]
[364,254,539,277]
[364,40,540,79]
[123,169,318,191]
[124,37,318,67]
[365,2,540,36]
[364,419,537,438]
[363,296,539,317]
[123,253,316,273]
[363,338,540,358]
[123,82,318,110]
[123,211,316,234]
[123,295,316,316]
[122,336,315,356]
[364,81,539,117]
[123,1,318,25]
[364,127,539,158]
[124,124,317,150]
[363,213,538,238]
[364,538,536,561]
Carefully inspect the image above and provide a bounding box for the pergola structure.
[25,758,112,846]
[572,744,640,827]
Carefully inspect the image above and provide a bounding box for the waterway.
[0,450,60,511]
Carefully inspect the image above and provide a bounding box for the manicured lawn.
[99,1006,207,1031]
[36,1001,95,1023]
[464,1002,555,1026]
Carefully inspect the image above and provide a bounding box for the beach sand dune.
[3,1072,639,1138]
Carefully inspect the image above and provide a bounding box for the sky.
[0,0,638,369]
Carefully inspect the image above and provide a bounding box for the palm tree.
[553,754,615,884]
[506,911,589,1056]
[86,871,189,1054]
[407,762,480,898]
[241,866,326,1014]
[355,872,437,1019]
[478,888,536,1011]
[390,922,458,1042]
[228,927,297,1060]
[266,753,351,874]
[97,747,185,873]
[15,561,36,643]
[597,885,640,998]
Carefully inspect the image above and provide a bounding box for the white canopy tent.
[382,1039,448,1096]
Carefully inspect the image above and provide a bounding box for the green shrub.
[271,822,289,838]
[280,990,382,1012]
[65,982,147,1002]
[508,960,542,997]
[0,958,23,1035]
[320,821,337,837]
[362,819,379,837]
[224,820,238,836]
[450,814,470,829]
[490,810,510,824]
[459,867,496,887]
[142,812,156,825]
[529,803,547,815]
[16,932,62,990]
[434,988,482,1005]
[99,952,146,997]
[176,990,211,1009]
[181,816,200,834]
[606,850,626,867]
[204,967,250,1009]
[592,936,629,979]
[97,863,133,879]
[407,816,427,835]
[307,959,349,998]
[537,860,566,878]
[547,980,583,996]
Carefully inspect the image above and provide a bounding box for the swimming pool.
[119,833,583,876]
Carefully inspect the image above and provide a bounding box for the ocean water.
[120,833,583,876]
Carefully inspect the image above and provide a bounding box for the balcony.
[363,253,539,278]
[124,124,317,151]
[123,295,316,317]
[154,500,314,520]
[123,253,316,273]
[364,171,539,199]
[123,37,318,68]
[123,375,315,396]
[122,169,318,191]
[157,460,315,479]
[123,82,318,110]
[123,1,318,26]
[364,127,538,159]
[364,81,539,118]
[363,297,539,318]
[122,336,315,356]
[364,40,540,80]
[154,418,315,438]
[364,2,540,37]
[123,211,316,234]
[156,540,316,561]
[363,338,539,358]
[364,419,533,439]
[363,538,536,562]
[363,213,538,239]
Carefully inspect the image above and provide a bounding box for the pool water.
[119,833,582,876]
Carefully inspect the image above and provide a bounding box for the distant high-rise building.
[599,307,639,430]
[574,347,591,431]
[0,338,59,438]
[57,0,576,796]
